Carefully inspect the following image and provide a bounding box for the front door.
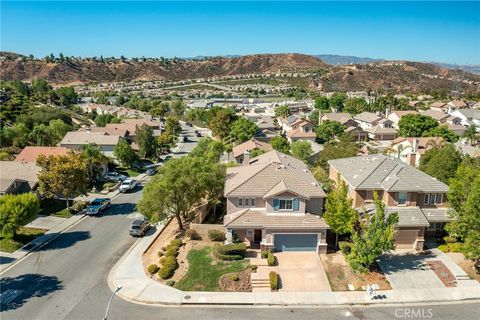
[254,229,262,243]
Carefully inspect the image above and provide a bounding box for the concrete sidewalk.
[109,227,480,306]
[0,213,86,273]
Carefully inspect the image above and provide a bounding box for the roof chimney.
[243,151,250,165]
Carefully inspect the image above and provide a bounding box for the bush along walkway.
[109,228,480,306]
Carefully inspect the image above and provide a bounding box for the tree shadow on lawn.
[377,252,437,274]
[0,273,63,312]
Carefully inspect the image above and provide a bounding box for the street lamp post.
[103,286,122,320]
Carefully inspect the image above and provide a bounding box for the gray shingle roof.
[386,207,430,227]
[328,154,448,193]
[225,150,326,198]
[354,112,383,124]
[422,208,454,222]
[224,209,328,229]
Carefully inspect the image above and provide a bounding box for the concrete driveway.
[275,252,331,291]
[377,252,445,289]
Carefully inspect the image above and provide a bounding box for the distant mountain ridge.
[1,52,479,93]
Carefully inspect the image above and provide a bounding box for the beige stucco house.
[223,150,328,253]
[328,154,452,250]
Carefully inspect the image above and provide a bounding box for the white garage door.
[395,230,417,249]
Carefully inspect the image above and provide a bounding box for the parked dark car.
[146,168,156,176]
[185,122,193,127]
[182,135,189,142]
[196,132,202,137]
[129,219,150,236]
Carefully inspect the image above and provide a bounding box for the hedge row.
[158,239,182,279]
[208,230,226,242]
[214,243,247,261]
[267,252,275,266]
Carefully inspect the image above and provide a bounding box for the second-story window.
[398,192,407,205]
[238,198,256,208]
[279,199,293,210]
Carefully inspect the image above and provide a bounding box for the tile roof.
[320,112,353,125]
[328,154,449,193]
[386,207,430,227]
[421,109,450,121]
[14,147,70,163]
[225,150,326,199]
[448,100,467,108]
[80,125,130,137]
[60,131,122,146]
[0,161,40,192]
[390,137,445,155]
[430,101,447,108]
[354,112,383,124]
[286,127,317,138]
[422,208,454,223]
[232,139,272,158]
[224,209,329,229]
[364,125,397,135]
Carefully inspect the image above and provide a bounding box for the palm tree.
[80,143,109,182]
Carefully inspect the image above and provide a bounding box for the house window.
[430,193,435,205]
[238,198,256,208]
[279,199,293,210]
[245,198,249,206]
[424,194,430,205]
[238,198,243,207]
[436,193,443,204]
[398,192,407,205]
[365,190,373,202]
[251,198,255,207]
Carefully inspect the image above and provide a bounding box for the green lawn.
[175,246,249,291]
[0,227,47,253]
[91,180,117,193]
[116,167,142,177]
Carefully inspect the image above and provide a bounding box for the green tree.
[316,134,358,170]
[347,194,398,271]
[249,148,265,159]
[138,156,226,230]
[189,137,224,162]
[165,116,182,137]
[1,123,30,147]
[80,143,108,182]
[113,139,138,168]
[54,86,78,107]
[156,133,174,155]
[290,140,313,162]
[323,180,357,246]
[135,123,156,158]
[314,96,330,111]
[343,97,368,115]
[37,152,89,208]
[312,166,334,193]
[423,125,458,143]
[209,109,236,140]
[270,136,290,154]
[398,114,438,137]
[30,124,53,146]
[229,118,258,144]
[309,110,319,126]
[419,144,463,184]
[463,125,478,145]
[315,120,346,143]
[171,99,186,116]
[329,92,347,111]
[274,105,291,118]
[0,193,40,238]
[48,119,72,144]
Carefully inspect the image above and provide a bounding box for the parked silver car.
[103,172,127,182]
[129,219,150,237]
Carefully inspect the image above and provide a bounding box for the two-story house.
[328,154,452,250]
[223,150,328,253]
[386,137,445,167]
[278,115,316,142]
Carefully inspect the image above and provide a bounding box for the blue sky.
[1,1,479,64]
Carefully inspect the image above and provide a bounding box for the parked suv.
[103,172,127,182]
[86,198,111,215]
[129,219,150,237]
[119,179,138,193]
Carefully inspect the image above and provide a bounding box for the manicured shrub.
[261,250,270,259]
[158,256,178,279]
[185,229,201,240]
[229,274,239,281]
[249,265,258,272]
[147,264,159,275]
[214,243,247,261]
[444,236,457,244]
[339,241,352,255]
[269,271,278,290]
[159,256,166,265]
[157,251,164,257]
[232,231,241,243]
[165,247,179,257]
[438,243,463,253]
[165,280,175,287]
[267,252,275,266]
[169,239,183,248]
[208,230,226,242]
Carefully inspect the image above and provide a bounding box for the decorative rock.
[348,284,355,291]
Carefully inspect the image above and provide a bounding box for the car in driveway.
[86,198,111,215]
[103,172,127,182]
[129,219,150,236]
[146,168,156,176]
[196,132,202,137]
[182,135,189,142]
[119,179,138,193]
